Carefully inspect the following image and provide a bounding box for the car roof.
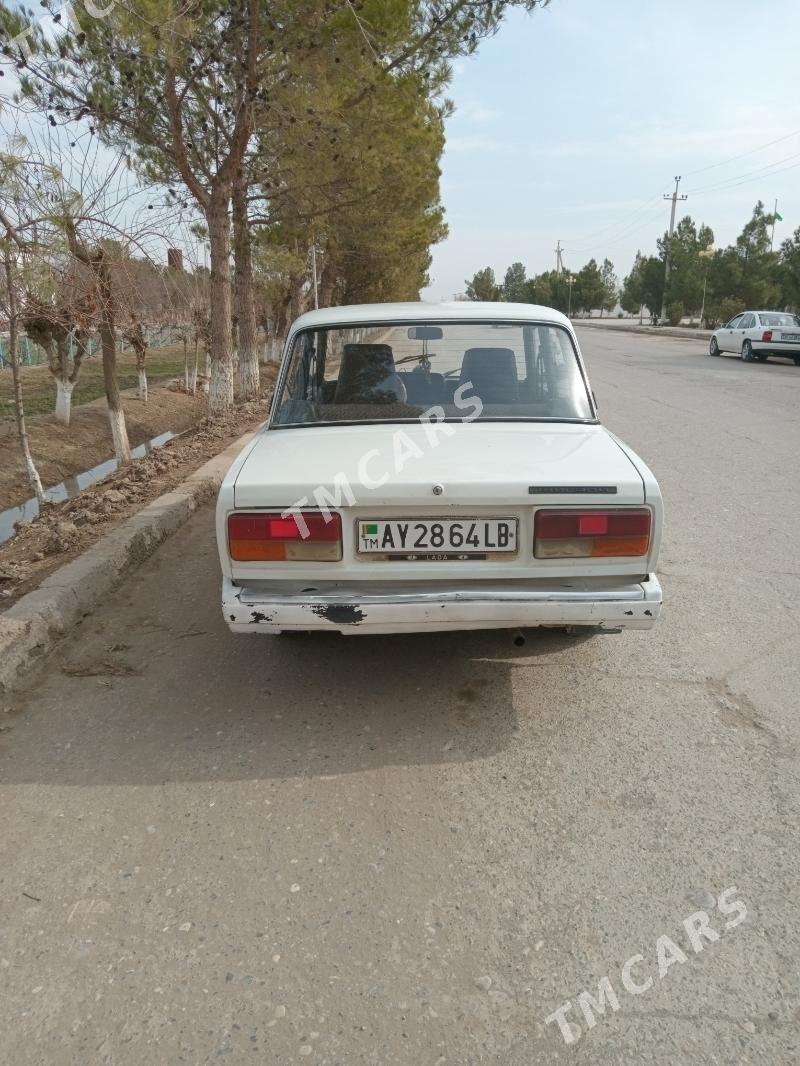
[290,301,572,332]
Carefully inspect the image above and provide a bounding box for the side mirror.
[408,326,443,341]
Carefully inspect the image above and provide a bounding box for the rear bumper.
[222,575,662,635]
[752,342,800,356]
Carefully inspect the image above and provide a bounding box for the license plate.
[780,333,800,342]
[357,518,517,555]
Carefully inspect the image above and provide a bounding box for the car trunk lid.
[233,422,645,508]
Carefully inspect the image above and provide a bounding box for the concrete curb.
[0,429,258,694]
[574,320,711,341]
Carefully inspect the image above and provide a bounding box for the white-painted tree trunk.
[204,350,211,395]
[268,336,282,364]
[209,357,234,411]
[3,252,46,504]
[108,407,131,464]
[138,368,148,402]
[54,379,74,425]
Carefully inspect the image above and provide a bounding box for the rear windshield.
[759,313,800,328]
[272,321,594,427]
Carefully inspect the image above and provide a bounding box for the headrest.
[335,343,405,404]
[460,347,518,381]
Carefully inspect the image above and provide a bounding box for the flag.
[775,210,783,222]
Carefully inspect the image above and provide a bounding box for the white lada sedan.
[216,302,663,636]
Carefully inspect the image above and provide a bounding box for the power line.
[563,191,663,248]
[685,149,800,195]
[683,127,800,178]
[565,205,667,254]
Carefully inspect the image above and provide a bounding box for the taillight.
[761,330,772,342]
[228,512,342,561]
[534,509,651,559]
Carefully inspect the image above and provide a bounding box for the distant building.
[167,248,183,272]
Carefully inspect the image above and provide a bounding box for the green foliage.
[573,259,605,314]
[599,258,618,314]
[666,301,684,327]
[704,296,741,331]
[620,252,645,315]
[503,262,528,302]
[465,267,501,302]
[777,226,800,310]
[659,216,714,314]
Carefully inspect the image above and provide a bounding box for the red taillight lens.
[534,509,651,558]
[761,330,772,342]
[228,512,342,561]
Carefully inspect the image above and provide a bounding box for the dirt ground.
[0,366,277,607]
[0,385,207,511]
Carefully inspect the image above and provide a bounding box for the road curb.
[574,320,711,341]
[0,429,258,694]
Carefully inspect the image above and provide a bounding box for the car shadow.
[0,496,604,787]
[0,624,594,787]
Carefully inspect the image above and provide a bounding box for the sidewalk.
[573,318,712,341]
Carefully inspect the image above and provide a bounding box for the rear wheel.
[742,340,754,362]
[709,336,720,356]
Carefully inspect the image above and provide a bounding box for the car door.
[738,313,755,351]
[720,314,743,352]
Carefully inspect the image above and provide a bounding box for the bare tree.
[22,290,93,425]
[2,243,45,503]
[122,317,148,402]
[1,122,188,462]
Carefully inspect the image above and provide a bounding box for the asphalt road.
[2,330,800,1065]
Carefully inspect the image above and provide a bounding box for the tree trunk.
[318,253,338,308]
[136,348,148,402]
[97,256,131,463]
[232,174,259,402]
[269,304,288,364]
[54,378,75,425]
[183,337,189,391]
[191,338,199,394]
[206,188,234,415]
[4,253,45,504]
[50,337,73,426]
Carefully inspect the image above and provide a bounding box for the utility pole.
[659,176,688,324]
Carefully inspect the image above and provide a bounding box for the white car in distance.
[709,310,800,364]
[216,302,663,636]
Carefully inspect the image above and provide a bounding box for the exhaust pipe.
[511,628,526,647]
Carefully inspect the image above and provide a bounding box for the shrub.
[667,301,684,327]
[705,296,741,330]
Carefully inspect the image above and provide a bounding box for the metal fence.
[0,326,186,369]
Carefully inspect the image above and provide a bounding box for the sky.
[422,0,800,300]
